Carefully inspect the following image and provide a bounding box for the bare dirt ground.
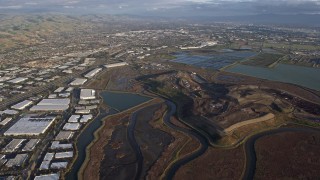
[254,131,320,179]
[174,146,245,180]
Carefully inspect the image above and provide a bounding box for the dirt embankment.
[224,113,275,133]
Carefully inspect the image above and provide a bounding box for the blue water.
[100,91,152,111]
[172,51,257,70]
[226,64,320,91]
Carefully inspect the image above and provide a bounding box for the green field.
[241,53,284,67]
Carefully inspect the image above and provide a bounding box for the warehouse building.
[54,87,65,93]
[0,117,12,126]
[80,89,96,100]
[63,123,81,131]
[84,68,102,78]
[79,114,93,123]
[55,131,74,141]
[7,77,28,84]
[30,98,70,111]
[51,162,68,169]
[22,139,40,152]
[75,109,91,114]
[39,153,54,170]
[5,154,28,168]
[104,62,128,68]
[2,139,26,153]
[55,151,73,159]
[11,100,33,110]
[51,141,72,150]
[0,109,19,115]
[4,115,56,136]
[67,115,80,123]
[34,173,59,180]
[69,78,87,86]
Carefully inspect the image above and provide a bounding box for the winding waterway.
[66,91,151,179]
[162,101,209,180]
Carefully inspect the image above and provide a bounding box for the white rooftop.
[7,77,28,84]
[51,162,68,169]
[4,115,56,136]
[104,62,128,68]
[0,117,13,126]
[63,123,81,131]
[34,174,59,180]
[51,141,72,149]
[11,100,33,110]
[55,131,74,141]
[22,139,40,152]
[79,114,93,123]
[5,154,28,167]
[30,105,69,111]
[0,109,19,115]
[68,115,80,123]
[84,68,102,78]
[55,151,73,159]
[30,98,70,111]
[54,87,65,93]
[69,78,87,86]
[80,89,96,100]
[37,98,70,105]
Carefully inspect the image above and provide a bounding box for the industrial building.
[63,123,81,131]
[79,114,93,123]
[5,154,28,167]
[68,115,80,123]
[39,153,54,170]
[51,141,72,150]
[30,98,70,111]
[11,100,33,110]
[84,68,102,78]
[7,77,28,84]
[69,78,87,86]
[75,109,91,114]
[104,62,128,68]
[55,151,73,159]
[80,89,96,100]
[34,173,59,180]
[55,131,74,141]
[0,155,7,166]
[2,139,26,153]
[22,139,40,152]
[51,162,68,169]
[4,115,56,136]
[54,87,65,93]
[0,109,19,115]
[65,87,74,92]
[0,117,12,126]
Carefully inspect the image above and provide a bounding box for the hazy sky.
[1,0,320,16]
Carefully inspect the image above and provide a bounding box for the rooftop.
[80,89,96,100]
[4,115,56,136]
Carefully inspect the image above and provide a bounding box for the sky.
[0,0,320,17]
